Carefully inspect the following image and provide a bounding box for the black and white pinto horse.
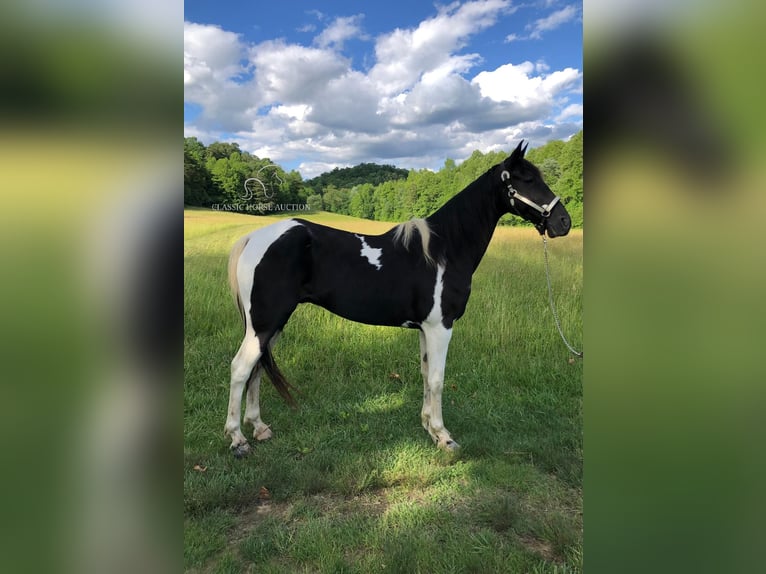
[225,141,571,456]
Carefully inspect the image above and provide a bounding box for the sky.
[184,0,582,178]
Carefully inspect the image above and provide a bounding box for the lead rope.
[542,236,583,358]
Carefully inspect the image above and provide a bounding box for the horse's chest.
[441,276,472,323]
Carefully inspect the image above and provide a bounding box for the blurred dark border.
[585,2,766,573]
[0,2,181,573]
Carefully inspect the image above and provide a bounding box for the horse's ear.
[521,141,528,156]
[509,140,525,164]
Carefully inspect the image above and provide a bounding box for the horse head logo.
[243,164,283,201]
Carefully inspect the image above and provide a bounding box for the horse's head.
[498,141,572,238]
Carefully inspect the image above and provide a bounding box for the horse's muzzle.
[545,212,572,238]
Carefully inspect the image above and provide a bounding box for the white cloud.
[307,71,387,134]
[314,15,368,50]
[184,1,581,174]
[472,62,581,107]
[369,0,510,94]
[249,40,349,104]
[556,103,583,121]
[183,21,243,86]
[528,5,580,39]
[183,21,261,132]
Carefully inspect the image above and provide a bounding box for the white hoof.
[437,437,460,451]
[254,425,272,441]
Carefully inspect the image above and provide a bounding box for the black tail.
[259,346,297,408]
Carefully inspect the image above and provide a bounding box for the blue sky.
[184,0,582,178]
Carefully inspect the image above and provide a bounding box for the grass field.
[184,208,583,573]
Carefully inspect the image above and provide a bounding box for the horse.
[224,141,571,457]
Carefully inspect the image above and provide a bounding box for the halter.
[501,170,560,235]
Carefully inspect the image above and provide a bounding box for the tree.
[540,157,561,186]
[348,184,375,220]
[184,150,213,205]
[206,141,241,160]
[322,185,350,214]
[305,162,408,194]
[306,194,323,211]
[184,137,217,206]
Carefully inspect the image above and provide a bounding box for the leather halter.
[500,169,561,234]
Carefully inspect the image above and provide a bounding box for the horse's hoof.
[231,442,251,458]
[255,426,272,441]
[438,438,460,451]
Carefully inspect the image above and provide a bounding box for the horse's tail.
[228,234,250,327]
[259,344,297,408]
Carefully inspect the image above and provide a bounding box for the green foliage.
[184,137,214,206]
[182,137,308,215]
[305,162,409,193]
[316,133,583,228]
[306,194,323,211]
[321,185,350,215]
[182,132,584,225]
[348,184,375,220]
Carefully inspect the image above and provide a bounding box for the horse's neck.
[427,170,504,273]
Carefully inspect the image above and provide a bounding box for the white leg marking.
[420,264,459,450]
[354,234,383,270]
[225,332,262,454]
[422,323,456,449]
[419,330,431,431]
[243,365,272,441]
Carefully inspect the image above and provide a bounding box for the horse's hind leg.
[243,331,281,441]
[243,364,269,441]
[225,331,262,457]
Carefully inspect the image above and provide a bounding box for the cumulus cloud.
[314,15,368,50]
[249,40,349,104]
[183,21,260,131]
[183,22,243,87]
[183,1,582,174]
[369,0,510,94]
[472,62,581,107]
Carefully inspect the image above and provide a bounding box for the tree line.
[184,131,582,227]
[184,138,307,214]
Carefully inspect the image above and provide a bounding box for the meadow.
[184,208,583,573]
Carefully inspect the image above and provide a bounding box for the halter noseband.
[501,170,561,234]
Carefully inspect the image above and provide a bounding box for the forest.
[184,130,582,227]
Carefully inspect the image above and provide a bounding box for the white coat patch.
[354,234,382,270]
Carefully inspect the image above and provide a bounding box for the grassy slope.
[185,209,583,573]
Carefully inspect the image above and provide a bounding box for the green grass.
[185,209,582,573]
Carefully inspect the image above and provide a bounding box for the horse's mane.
[392,218,436,267]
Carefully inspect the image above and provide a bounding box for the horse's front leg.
[419,330,431,433]
[421,323,459,451]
